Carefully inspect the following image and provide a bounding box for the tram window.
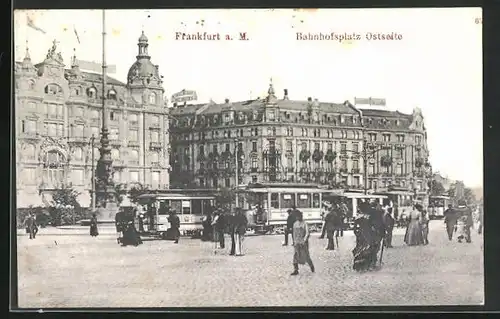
[281,193,295,209]
[297,193,311,209]
[192,199,203,215]
[170,200,182,214]
[182,200,191,215]
[159,201,170,215]
[312,194,321,208]
[271,193,279,209]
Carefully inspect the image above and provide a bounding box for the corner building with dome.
[15,32,170,208]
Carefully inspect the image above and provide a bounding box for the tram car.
[135,190,216,240]
[237,183,337,234]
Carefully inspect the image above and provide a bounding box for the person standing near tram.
[168,209,181,244]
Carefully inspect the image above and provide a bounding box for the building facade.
[15,32,170,208]
[169,83,430,194]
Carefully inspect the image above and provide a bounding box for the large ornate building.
[168,83,430,195]
[15,32,170,208]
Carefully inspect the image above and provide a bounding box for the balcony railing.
[351,168,361,174]
[128,140,140,147]
[150,142,162,150]
[339,168,348,174]
[129,160,139,166]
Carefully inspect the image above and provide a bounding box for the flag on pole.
[26,14,46,34]
[73,25,81,44]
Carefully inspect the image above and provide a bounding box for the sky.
[13,8,483,188]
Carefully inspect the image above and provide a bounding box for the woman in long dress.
[121,220,143,247]
[456,212,467,243]
[352,202,377,271]
[291,211,315,275]
[404,204,425,246]
[90,213,99,237]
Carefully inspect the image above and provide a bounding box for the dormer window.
[340,116,345,124]
[87,87,97,98]
[149,92,156,104]
[267,111,275,121]
[353,116,357,124]
[108,89,117,100]
[29,80,35,90]
[368,118,373,124]
[44,83,62,95]
[396,119,400,126]
[224,113,230,123]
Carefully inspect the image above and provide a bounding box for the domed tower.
[127,31,164,106]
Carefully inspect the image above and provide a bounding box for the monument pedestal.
[95,204,119,224]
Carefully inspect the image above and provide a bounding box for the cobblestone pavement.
[16,221,483,308]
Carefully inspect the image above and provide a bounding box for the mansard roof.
[359,109,412,118]
[169,98,358,117]
[16,61,127,87]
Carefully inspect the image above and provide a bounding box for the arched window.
[149,92,156,104]
[87,87,97,98]
[28,80,35,90]
[73,147,83,161]
[111,148,120,160]
[108,89,117,100]
[25,144,36,160]
[44,83,63,95]
[43,150,66,189]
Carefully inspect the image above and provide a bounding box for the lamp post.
[94,9,117,218]
[234,138,240,208]
[90,134,96,211]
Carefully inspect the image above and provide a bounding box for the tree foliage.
[428,180,446,196]
[127,183,150,205]
[50,187,85,226]
[215,187,235,209]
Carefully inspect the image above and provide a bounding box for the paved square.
[17,221,483,308]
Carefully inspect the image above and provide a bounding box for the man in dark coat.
[283,208,297,246]
[382,206,395,248]
[324,207,337,250]
[25,213,38,240]
[229,211,237,255]
[443,204,457,241]
[168,210,181,244]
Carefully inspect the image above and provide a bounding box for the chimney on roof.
[225,98,230,104]
[283,89,289,100]
[307,97,312,102]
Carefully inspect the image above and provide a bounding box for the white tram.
[237,183,336,234]
[428,195,450,219]
[136,190,216,239]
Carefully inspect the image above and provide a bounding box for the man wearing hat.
[283,208,297,246]
[443,204,458,241]
[168,209,181,244]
